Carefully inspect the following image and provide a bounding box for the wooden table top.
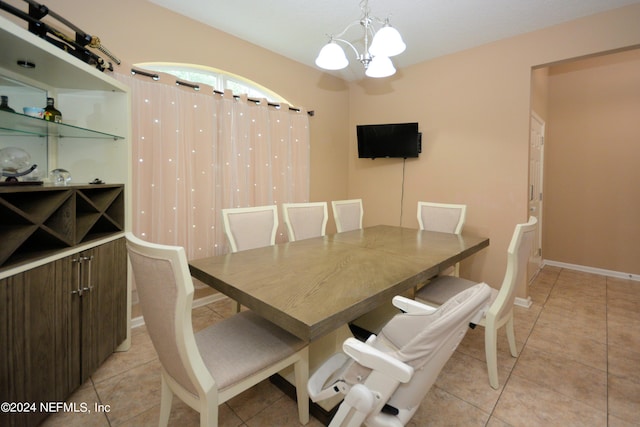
[189,225,489,341]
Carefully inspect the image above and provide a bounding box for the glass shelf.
[0,110,124,140]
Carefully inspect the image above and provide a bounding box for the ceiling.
[148,0,639,81]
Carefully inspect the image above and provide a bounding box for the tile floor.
[40,266,640,426]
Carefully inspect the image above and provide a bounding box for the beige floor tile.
[407,386,490,427]
[609,413,640,427]
[532,268,560,283]
[608,374,640,423]
[206,296,240,318]
[91,326,158,385]
[94,359,163,426]
[543,294,607,321]
[535,304,607,344]
[606,277,640,298]
[556,269,606,285]
[552,274,607,300]
[493,375,607,426]
[513,303,542,340]
[512,346,607,411]
[434,351,505,412]
[245,394,322,427]
[607,278,640,320]
[607,313,640,349]
[527,281,552,306]
[607,299,640,321]
[608,344,640,385]
[226,379,286,422]
[485,416,514,427]
[526,320,607,371]
[191,304,226,332]
[455,323,522,368]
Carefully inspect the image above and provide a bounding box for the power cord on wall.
[399,159,406,227]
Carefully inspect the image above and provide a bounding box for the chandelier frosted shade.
[369,25,406,57]
[365,55,396,78]
[315,42,349,70]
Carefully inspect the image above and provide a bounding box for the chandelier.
[315,0,406,78]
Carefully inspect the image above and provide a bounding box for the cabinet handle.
[83,255,94,292]
[71,257,83,296]
[70,255,94,296]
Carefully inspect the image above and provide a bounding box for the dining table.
[189,224,490,342]
[189,224,489,421]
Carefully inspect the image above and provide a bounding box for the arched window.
[135,62,289,104]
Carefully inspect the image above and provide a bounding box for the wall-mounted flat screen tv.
[357,122,421,159]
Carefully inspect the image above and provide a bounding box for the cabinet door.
[0,260,79,427]
[79,238,127,381]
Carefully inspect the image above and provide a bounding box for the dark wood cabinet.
[0,238,127,427]
[0,13,131,427]
[77,239,128,380]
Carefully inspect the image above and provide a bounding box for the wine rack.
[0,184,124,269]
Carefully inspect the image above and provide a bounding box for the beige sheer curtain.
[114,70,310,259]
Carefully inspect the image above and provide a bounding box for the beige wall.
[347,4,640,294]
[544,49,640,275]
[35,2,640,293]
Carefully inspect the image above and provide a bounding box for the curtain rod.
[130,68,159,80]
[131,68,315,116]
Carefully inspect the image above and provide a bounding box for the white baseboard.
[131,293,228,329]
[543,259,640,282]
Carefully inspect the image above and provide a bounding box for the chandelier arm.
[331,19,363,40]
[333,38,361,59]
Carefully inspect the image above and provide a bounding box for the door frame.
[528,111,545,281]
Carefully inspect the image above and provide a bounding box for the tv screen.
[357,122,421,159]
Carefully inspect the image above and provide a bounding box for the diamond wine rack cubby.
[0,184,124,269]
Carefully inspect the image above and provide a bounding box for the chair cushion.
[194,310,307,390]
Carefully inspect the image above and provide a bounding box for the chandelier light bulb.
[369,24,406,57]
[315,41,349,70]
[365,55,396,78]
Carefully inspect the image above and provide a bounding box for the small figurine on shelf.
[0,95,16,112]
[43,97,62,123]
[50,168,71,186]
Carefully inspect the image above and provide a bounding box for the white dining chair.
[417,201,467,234]
[417,201,467,276]
[332,199,363,232]
[282,201,329,241]
[415,216,538,389]
[308,283,491,427]
[221,205,279,252]
[222,205,278,311]
[126,233,310,427]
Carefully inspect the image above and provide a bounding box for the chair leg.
[199,397,218,427]
[294,347,310,425]
[506,314,518,357]
[233,300,241,313]
[484,326,500,390]
[159,375,173,427]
